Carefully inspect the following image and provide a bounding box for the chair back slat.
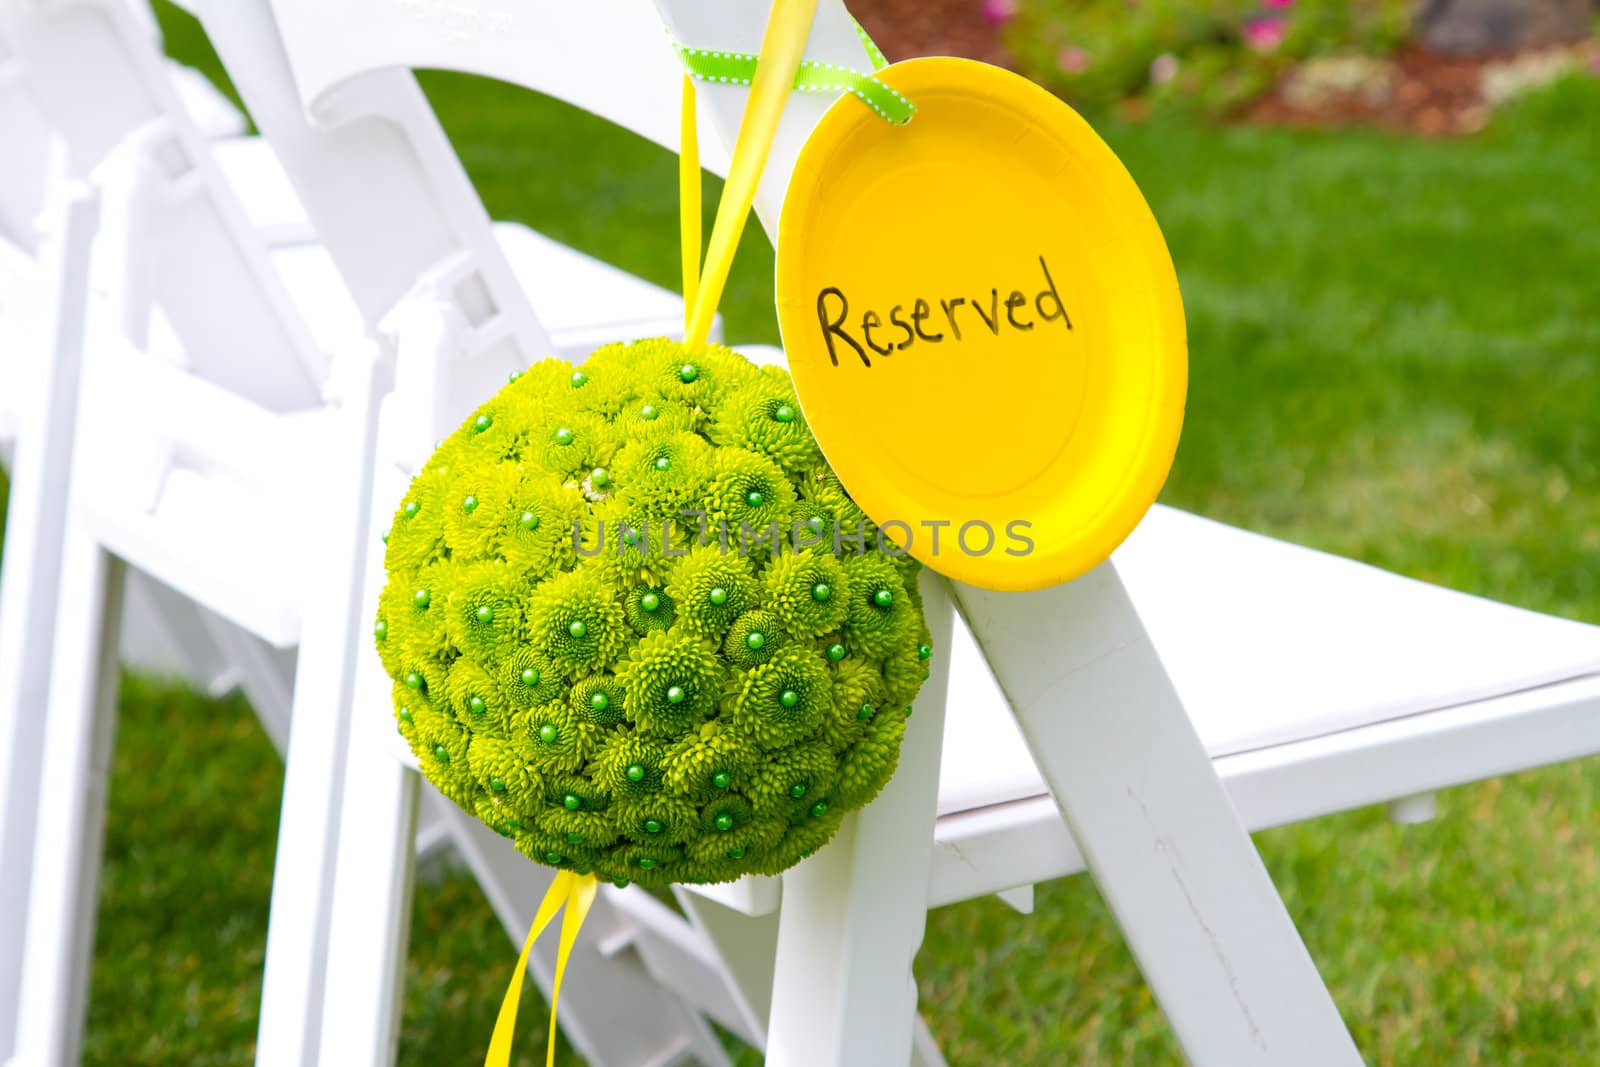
[0,29,54,253]
[265,0,731,176]
[9,0,328,412]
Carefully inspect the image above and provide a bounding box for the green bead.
[654,456,672,472]
[638,857,657,870]
[811,583,831,603]
[381,529,390,544]
[508,370,522,383]
[827,643,845,662]
[640,404,658,421]
[919,643,933,661]
[874,588,894,609]
[858,703,875,721]
[746,631,765,651]
[505,820,522,832]
[727,848,746,860]
[591,467,610,488]
[711,771,732,790]
[640,592,661,613]
[468,696,487,715]
[568,619,588,639]
[563,793,582,811]
[521,667,541,686]
[613,878,630,888]
[571,370,588,388]
[806,516,825,533]
[474,414,492,433]
[789,782,808,799]
[538,723,558,744]
[413,588,430,609]
[555,427,575,446]
[811,801,828,818]
[905,706,914,718]
[626,764,646,783]
[678,363,698,383]
[590,692,610,712]
[622,529,640,546]
[545,852,563,865]
[398,706,413,723]
[374,620,388,640]
[476,604,493,624]
[745,489,764,508]
[462,495,479,513]
[569,833,586,845]
[714,813,735,832]
[404,673,423,690]
[708,587,728,606]
[432,744,449,763]
[773,404,796,423]
[779,689,799,708]
[666,686,686,705]
[489,777,506,793]
[520,511,540,531]
[403,501,420,519]
[644,819,662,834]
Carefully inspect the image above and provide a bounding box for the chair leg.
[12,528,127,1067]
[764,574,956,1067]
[257,357,383,1067]
[0,179,98,1062]
[952,564,1363,1067]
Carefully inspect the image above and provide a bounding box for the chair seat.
[209,137,695,361]
[937,505,1600,818]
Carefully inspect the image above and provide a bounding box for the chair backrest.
[4,0,327,413]
[176,0,557,422]
[259,0,874,235]
[0,21,54,255]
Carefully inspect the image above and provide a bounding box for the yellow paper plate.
[776,57,1186,593]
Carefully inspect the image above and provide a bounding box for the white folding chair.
[263,2,1600,1066]
[5,2,739,1065]
[0,9,302,1058]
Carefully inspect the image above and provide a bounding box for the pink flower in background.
[1058,46,1090,73]
[1149,52,1180,85]
[1588,45,1600,77]
[981,0,1017,25]
[1244,17,1286,52]
[1262,0,1294,8]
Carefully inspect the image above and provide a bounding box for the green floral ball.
[375,338,932,887]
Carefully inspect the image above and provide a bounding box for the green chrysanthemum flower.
[525,568,629,678]
[732,647,831,751]
[616,629,724,737]
[761,550,849,638]
[375,339,929,887]
[664,545,757,638]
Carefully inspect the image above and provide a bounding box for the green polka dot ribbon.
[672,19,913,125]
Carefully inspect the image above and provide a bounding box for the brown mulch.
[848,0,1015,67]
[1250,46,1505,135]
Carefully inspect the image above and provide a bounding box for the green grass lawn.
[6,8,1595,1064]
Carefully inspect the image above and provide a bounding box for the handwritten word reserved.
[815,255,1072,369]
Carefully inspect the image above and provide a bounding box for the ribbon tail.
[545,874,600,1067]
[679,74,702,337]
[685,0,820,348]
[485,870,575,1067]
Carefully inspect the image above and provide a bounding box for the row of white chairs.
[2,1,1598,1065]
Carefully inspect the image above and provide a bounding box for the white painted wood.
[0,175,97,1066]
[993,885,1033,916]
[951,566,1362,1067]
[764,573,955,1067]
[670,888,780,1046]
[12,526,127,1067]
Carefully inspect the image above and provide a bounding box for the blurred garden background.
[2,0,1597,1062]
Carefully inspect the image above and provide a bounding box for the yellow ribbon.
[484,870,600,1067]
[681,0,820,349]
